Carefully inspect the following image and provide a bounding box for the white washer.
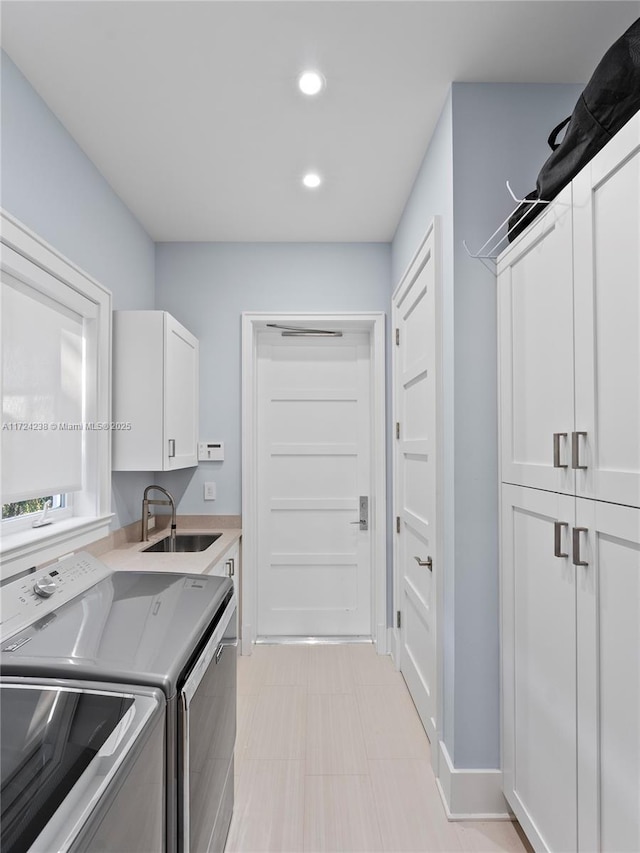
[1,552,237,853]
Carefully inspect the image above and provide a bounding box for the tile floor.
[225,643,532,853]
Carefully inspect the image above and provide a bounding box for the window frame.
[1,210,113,580]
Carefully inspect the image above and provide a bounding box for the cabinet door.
[112,311,165,471]
[576,499,640,853]
[208,542,239,588]
[501,484,577,852]
[573,115,640,509]
[498,187,575,493]
[164,314,199,470]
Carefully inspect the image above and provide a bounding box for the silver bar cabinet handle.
[168,438,176,458]
[571,431,587,470]
[554,521,569,558]
[414,555,433,571]
[573,527,589,566]
[553,433,568,468]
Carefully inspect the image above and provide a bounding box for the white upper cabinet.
[498,114,640,509]
[498,186,575,495]
[112,311,199,471]
[573,117,640,509]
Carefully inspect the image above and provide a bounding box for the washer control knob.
[33,575,57,598]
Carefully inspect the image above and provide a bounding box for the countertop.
[99,527,242,575]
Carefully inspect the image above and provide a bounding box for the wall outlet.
[204,482,216,501]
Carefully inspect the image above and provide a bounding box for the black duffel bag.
[508,16,640,242]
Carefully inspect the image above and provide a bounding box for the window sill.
[0,515,114,581]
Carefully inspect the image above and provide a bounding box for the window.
[2,495,64,520]
[0,211,112,580]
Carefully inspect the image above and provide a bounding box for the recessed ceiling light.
[302,172,322,189]
[298,70,325,96]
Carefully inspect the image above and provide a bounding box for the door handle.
[572,527,589,566]
[350,497,368,531]
[554,521,568,558]
[168,438,176,458]
[553,433,568,468]
[571,431,587,470]
[414,555,433,571]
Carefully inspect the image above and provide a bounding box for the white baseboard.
[388,626,400,668]
[241,624,253,656]
[436,741,512,820]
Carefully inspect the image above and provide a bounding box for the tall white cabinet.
[498,113,640,852]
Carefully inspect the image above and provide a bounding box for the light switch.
[204,482,216,500]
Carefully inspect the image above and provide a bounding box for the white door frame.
[391,217,444,772]
[242,312,387,655]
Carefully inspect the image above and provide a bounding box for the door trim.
[391,217,443,772]
[241,312,387,655]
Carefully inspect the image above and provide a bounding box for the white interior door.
[393,224,439,743]
[256,329,372,637]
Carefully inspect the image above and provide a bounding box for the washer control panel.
[0,552,113,643]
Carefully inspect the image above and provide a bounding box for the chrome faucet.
[141,485,177,542]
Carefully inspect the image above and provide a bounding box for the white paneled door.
[256,330,372,637]
[393,221,440,744]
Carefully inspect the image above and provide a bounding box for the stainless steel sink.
[141,533,222,553]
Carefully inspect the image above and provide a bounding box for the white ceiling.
[2,1,638,242]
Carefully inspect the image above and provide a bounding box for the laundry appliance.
[0,552,237,853]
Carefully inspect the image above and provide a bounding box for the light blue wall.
[450,82,582,769]
[1,51,156,529]
[390,92,458,762]
[391,81,582,770]
[154,241,391,519]
[391,94,454,287]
